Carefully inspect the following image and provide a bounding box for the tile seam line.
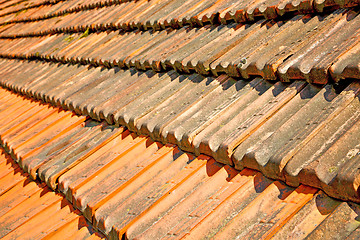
[0,121,358,240]
[0,6,357,36]
[0,148,106,238]
[0,59,340,142]
[0,52,339,83]
[0,0,44,13]
[0,143,337,240]
[0,0,66,19]
[0,0,134,21]
[0,0,135,21]
[0,85,359,206]
[0,59,348,182]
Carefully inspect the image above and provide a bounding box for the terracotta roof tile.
[1,0,360,238]
[0,82,359,239]
[0,60,360,203]
[0,0,357,30]
[0,149,105,239]
[0,9,360,82]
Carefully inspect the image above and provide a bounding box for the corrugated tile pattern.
[0,0,64,19]
[0,148,105,239]
[1,9,360,82]
[0,0,359,32]
[1,0,360,238]
[1,87,360,240]
[0,62,360,204]
[0,0,139,25]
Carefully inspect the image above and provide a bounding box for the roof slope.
[0,148,105,239]
[0,86,360,240]
[1,8,360,83]
[1,0,360,239]
[0,57,360,203]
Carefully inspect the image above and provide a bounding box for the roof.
[0,0,360,239]
[1,58,360,203]
[1,88,360,240]
[1,9,360,83]
[0,148,105,239]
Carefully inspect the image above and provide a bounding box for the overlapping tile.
[232,82,360,178]
[1,61,360,204]
[0,0,359,32]
[1,80,360,239]
[1,0,360,238]
[0,148,105,239]
[0,9,360,82]
[0,0,64,19]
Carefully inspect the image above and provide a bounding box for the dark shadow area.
[349,202,360,221]
[232,78,248,91]
[224,165,256,182]
[81,120,99,129]
[60,196,73,209]
[187,73,204,84]
[252,78,273,96]
[205,159,222,177]
[176,74,188,83]
[315,192,341,215]
[333,78,353,94]
[128,67,142,77]
[119,129,131,140]
[323,84,338,102]
[171,147,189,162]
[299,83,321,99]
[144,137,155,148]
[253,172,272,193]
[272,81,290,97]
[204,76,215,86]
[274,181,294,200]
[37,185,50,197]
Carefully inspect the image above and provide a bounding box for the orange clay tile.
[212,182,317,240]
[2,2,360,239]
[0,178,45,216]
[0,0,355,35]
[38,124,124,189]
[41,216,96,240]
[270,190,342,239]
[0,165,28,195]
[0,149,105,239]
[1,85,360,239]
[0,102,51,137]
[1,199,80,240]
[93,148,196,233]
[58,130,137,197]
[0,10,360,83]
[181,171,272,239]
[19,120,103,180]
[13,112,86,160]
[72,137,160,212]
[5,109,73,153]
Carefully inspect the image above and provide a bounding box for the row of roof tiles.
[0,148,105,239]
[0,0,63,18]
[1,0,360,31]
[1,86,360,239]
[1,0,360,238]
[0,9,360,82]
[0,0,134,21]
[0,58,360,204]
